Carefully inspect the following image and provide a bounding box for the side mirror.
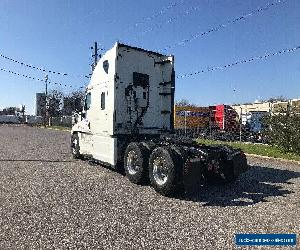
[81,111,86,119]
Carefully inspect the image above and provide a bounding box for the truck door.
[91,85,109,135]
[89,84,117,166]
[79,91,93,154]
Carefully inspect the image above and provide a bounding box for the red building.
[209,105,239,131]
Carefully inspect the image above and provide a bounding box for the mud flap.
[183,158,205,192]
[222,151,249,182]
[231,152,249,178]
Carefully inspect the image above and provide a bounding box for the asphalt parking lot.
[0,125,299,249]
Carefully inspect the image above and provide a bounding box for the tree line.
[40,89,85,117]
[263,109,300,155]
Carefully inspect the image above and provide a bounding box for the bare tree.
[265,96,288,103]
[47,90,64,117]
[176,99,195,107]
[1,107,19,115]
[62,90,85,115]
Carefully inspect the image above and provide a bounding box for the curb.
[245,153,300,165]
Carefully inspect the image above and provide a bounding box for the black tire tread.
[123,142,150,184]
[149,146,184,196]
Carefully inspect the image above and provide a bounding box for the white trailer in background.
[71,42,248,196]
[25,115,43,125]
[0,115,21,124]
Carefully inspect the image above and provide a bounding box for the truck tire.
[149,147,182,196]
[124,142,149,184]
[71,132,81,159]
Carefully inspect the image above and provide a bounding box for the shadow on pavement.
[0,159,74,163]
[181,165,300,206]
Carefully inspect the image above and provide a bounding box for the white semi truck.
[71,42,248,196]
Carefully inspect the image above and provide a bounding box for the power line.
[0,53,90,79]
[4,45,297,86]
[134,0,184,27]
[0,67,44,82]
[123,0,184,35]
[0,67,72,87]
[162,0,286,52]
[177,45,300,78]
[0,66,106,90]
[136,5,201,38]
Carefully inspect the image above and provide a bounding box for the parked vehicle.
[71,42,248,196]
[0,115,21,124]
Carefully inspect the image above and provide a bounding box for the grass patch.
[197,138,300,162]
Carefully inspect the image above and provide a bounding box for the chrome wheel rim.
[126,151,139,175]
[153,157,168,185]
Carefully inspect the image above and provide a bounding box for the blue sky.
[0,0,299,114]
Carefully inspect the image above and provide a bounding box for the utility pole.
[209,109,212,139]
[45,75,49,127]
[93,42,98,69]
[91,42,101,72]
[45,75,48,97]
[184,110,187,136]
[239,107,242,142]
[21,105,25,123]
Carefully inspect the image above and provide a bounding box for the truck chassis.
[71,133,248,196]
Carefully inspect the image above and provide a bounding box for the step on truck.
[71,42,248,196]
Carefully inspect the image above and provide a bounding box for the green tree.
[263,111,300,154]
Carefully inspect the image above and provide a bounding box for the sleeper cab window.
[103,60,109,74]
[101,92,105,110]
[84,92,91,110]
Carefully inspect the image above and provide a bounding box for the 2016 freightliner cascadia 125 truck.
[71,42,248,196]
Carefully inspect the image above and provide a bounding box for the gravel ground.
[0,125,299,249]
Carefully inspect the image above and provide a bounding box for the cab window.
[101,92,105,110]
[84,93,91,110]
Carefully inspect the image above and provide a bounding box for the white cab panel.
[92,135,117,165]
[72,42,174,166]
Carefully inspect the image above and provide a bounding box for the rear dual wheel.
[124,143,183,196]
[149,147,183,196]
